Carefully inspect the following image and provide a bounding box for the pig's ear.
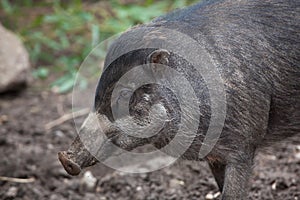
[147,49,170,65]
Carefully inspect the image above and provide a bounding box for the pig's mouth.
[58,135,117,176]
[58,147,100,176]
[58,106,169,176]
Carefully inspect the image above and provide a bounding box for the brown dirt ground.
[0,81,299,200]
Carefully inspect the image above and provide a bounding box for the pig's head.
[58,48,186,176]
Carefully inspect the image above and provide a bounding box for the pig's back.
[153,0,300,143]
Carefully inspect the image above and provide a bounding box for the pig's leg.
[208,162,226,192]
[221,157,254,200]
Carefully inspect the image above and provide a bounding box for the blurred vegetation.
[0,0,198,93]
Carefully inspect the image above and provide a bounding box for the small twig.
[0,176,35,183]
[56,96,65,116]
[45,108,90,130]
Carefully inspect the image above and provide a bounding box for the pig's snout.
[58,151,81,176]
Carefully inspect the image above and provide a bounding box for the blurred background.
[0,0,197,93]
[0,1,299,200]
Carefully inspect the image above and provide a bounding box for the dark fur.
[64,1,300,199]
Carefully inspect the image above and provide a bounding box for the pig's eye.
[119,89,133,99]
[142,94,150,101]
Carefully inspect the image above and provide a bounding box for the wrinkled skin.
[59,0,300,199]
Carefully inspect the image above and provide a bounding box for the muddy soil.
[0,82,299,200]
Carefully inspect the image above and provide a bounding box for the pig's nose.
[58,151,81,176]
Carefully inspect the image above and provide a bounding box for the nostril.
[58,151,81,176]
[67,164,73,170]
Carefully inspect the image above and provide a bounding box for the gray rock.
[80,171,98,192]
[0,23,30,93]
[5,186,18,198]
